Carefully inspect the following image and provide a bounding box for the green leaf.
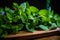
[20,2,26,12]
[26,2,30,8]
[0,8,3,14]
[6,13,12,21]
[39,25,49,30]
[49,23,57,29]
[26,8,31,16]
[1,24,10,29]
[26,23,34,32]
[41,16,47,22]
[29,15,34,20]
[11,25,19,34]
[39,9,48,16]
[1,31,8,37]
[29,6,39,13]
[13,3,19,8]
[57,21,60,27]
[54,14,59,20]
[18,24,24,30]
[48,10,54,19]
[13,15,20,22]
[5,7,14,13]
[20,13,27,23]
[0,29,3,34]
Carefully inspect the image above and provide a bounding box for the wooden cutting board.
[3,28,60,40]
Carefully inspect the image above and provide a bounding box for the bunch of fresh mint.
[0,2,60,37]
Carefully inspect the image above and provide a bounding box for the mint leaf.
[20,2,26,12]
[29,6,39,13]
[39,25,49,30]
[26,23,34,32]
[49,23,57,29]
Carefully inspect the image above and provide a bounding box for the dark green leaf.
[26,23,34,32]
[11,25,19,33]
[0,29,3,34]
[18,24,24,30]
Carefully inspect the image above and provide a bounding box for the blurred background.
[0,0,60,14]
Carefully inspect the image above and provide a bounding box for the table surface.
[3,28,60,40]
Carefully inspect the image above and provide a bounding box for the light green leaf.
[39,9,48,16]
[20,2,26,12]
[39,25,49,30]
[49,23,57,29]
[54,14,59,20]
[26,8,31,16]
[29,15,34,20]
[29,6,39,13]
[42,16,47,22]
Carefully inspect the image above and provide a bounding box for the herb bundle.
[0,2,60,37]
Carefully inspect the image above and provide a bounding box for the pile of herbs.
[0,2,60,37]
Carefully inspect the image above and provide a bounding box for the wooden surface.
[3,28,60,40]
[35,36,60,40]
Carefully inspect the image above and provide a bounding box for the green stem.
[46,0,50,10]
